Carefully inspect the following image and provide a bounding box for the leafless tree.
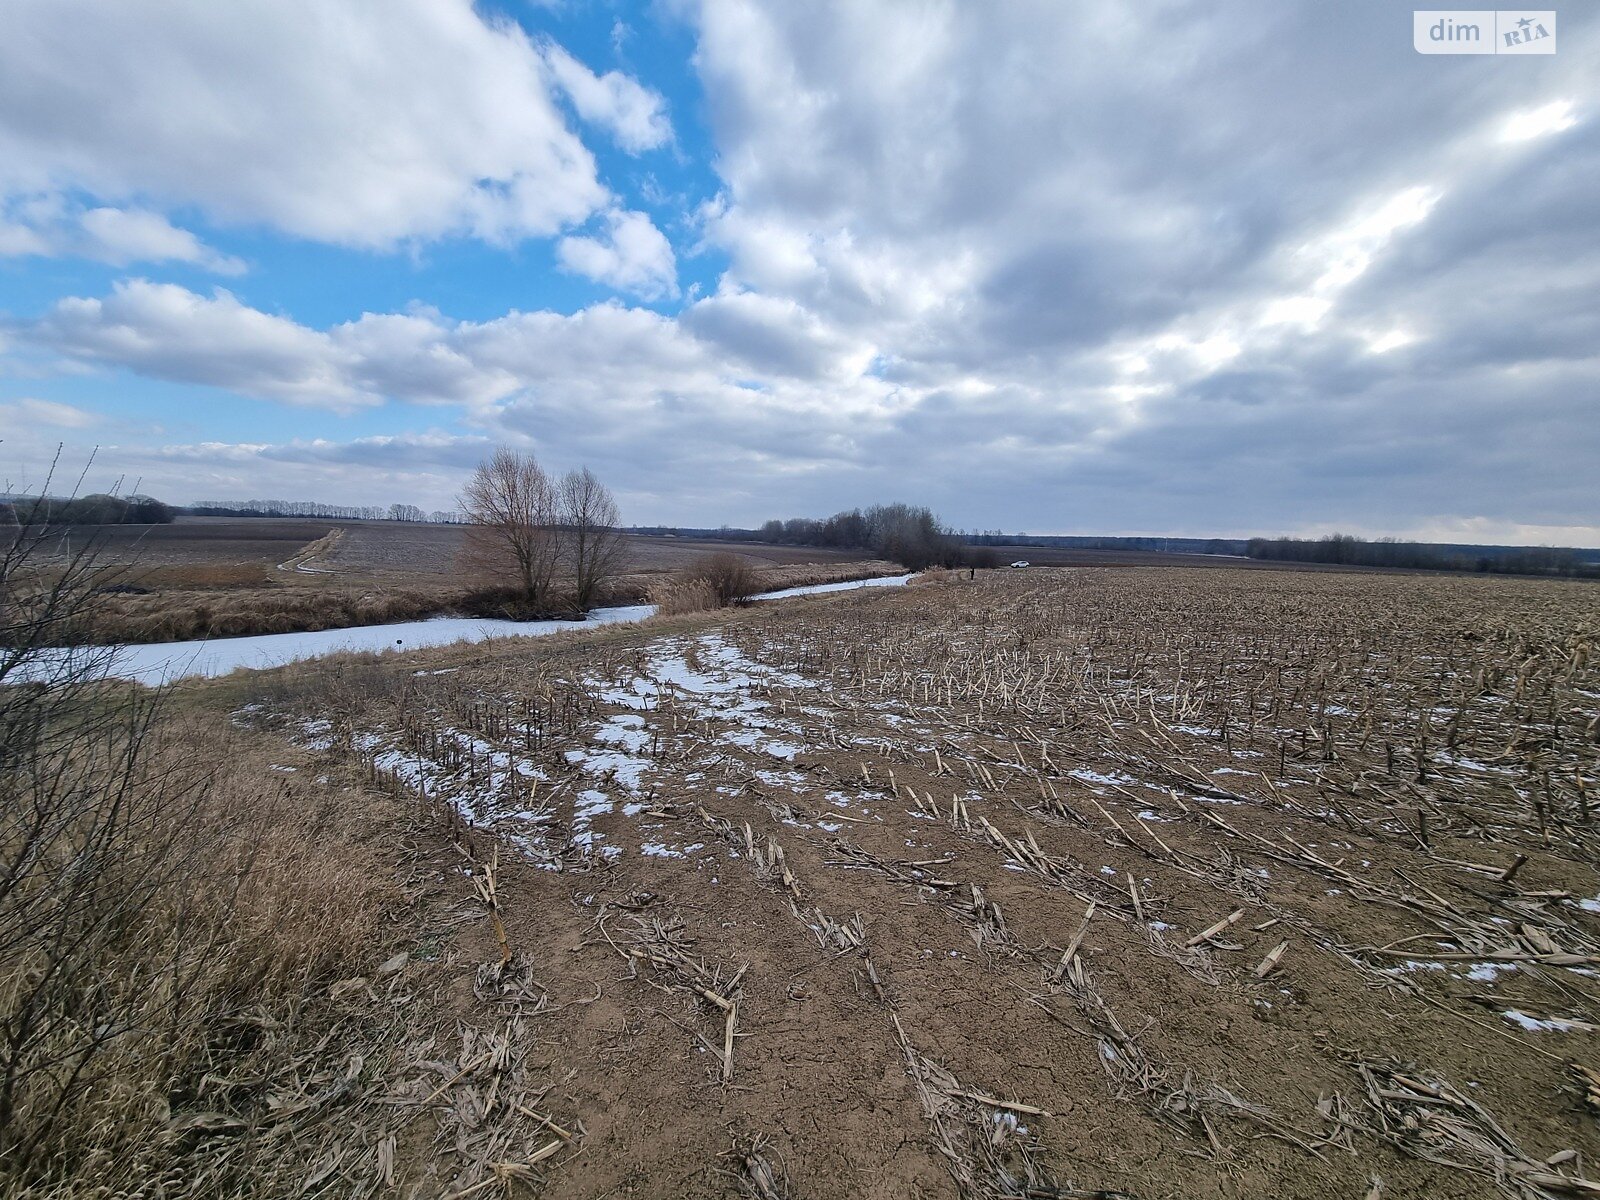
[558,466,625,610]
[459,448,563,611]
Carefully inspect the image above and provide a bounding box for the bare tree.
[558,466,625,610]
[459,449,562,611]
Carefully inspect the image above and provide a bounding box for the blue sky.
[1,1,1596,543]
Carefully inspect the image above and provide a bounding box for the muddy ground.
[224,566,1600,1199]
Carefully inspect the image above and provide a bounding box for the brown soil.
[207,566,1600,1199]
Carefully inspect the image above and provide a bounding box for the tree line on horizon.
[1246,534,1600,577]
[190,500,465,523]
[11,471,1594,583]
[754,504,999,571]
[0,493,175,527]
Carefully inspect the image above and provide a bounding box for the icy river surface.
[19,574,913,687]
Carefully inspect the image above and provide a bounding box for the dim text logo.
[1414,10,1556,53]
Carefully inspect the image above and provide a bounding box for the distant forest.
[190,499,464,523]
[716,504,999,570]
[0,494,464,527]
[1245,534,1600,577]
[634,522,1599,580]
[0,494,175,526]
[8,490,1595,580]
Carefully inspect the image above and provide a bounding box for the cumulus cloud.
[28,281,373,409]
[557,209,679,299]
[0,0,615,247]
[6,0,1599,539]
[78,208,245,273]
[539,41,672,152]
[0,198,242,271]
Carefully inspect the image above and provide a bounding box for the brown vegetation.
[684,551,758,605]
[10,555,1600,1196]
[83,585,451,643]
[67,559,904,645]
[124,563,271,590]
[201,565,1599,1198]
[646,576,722,616]
[1,507,399,1196]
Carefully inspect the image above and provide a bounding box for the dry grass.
[124,563,272,590]
[648,577,723,616]
[81,586,451,644]
[0,709,396,1196]
[684,552,760,606]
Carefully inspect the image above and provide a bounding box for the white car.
[1010,560,1030,568]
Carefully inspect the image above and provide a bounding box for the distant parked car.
[1010,560,1030,568]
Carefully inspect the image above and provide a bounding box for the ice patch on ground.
[1502,1010,1594,1033]
[1070,768,1141,790]
[640,840,707,859]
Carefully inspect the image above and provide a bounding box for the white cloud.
[0,222,49,256]
[0,201,243,272]
[32,280,375,409]
[0,0,613,247]
[1498,99,1578,143]
[0,397,94,428]
[540,41,672,152]
[6,1,1599,538]
[557,209,679,299]
[78,208,244,273]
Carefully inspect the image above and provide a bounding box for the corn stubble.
[9,562,1600,1198]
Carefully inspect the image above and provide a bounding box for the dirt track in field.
[243,567,1600,1199]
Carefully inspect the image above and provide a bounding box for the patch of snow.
[1502,1010,1594,1033]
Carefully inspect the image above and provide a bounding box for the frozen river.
[13,574,912,687]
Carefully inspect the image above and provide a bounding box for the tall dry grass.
[642,552,759,617]
[82,587,449,644]
[0,710,392,1196]
[647,577,722,616]
[2,490,396,1197]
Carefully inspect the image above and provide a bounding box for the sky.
[0,1,1595,543]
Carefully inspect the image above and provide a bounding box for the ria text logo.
[1414,10,1556,53]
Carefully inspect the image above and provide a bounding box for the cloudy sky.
[1,1,1595,542]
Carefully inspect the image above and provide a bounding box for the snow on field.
[581,633,817,767]
[1501,1009,1595,1033]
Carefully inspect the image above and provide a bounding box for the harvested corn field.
[229,566,1600,1198]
